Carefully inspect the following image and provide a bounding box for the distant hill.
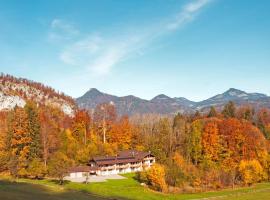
[0,74,75,116]
[76,88,270,116]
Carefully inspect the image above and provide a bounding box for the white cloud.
[185,0,211,13]
[58,0,213,76]
[166,0,211,31]
[60,33,145,75]
[49,19,79,41]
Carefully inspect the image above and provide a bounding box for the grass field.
[1,174,270,200]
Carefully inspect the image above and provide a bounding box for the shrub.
[27,158,47,179]
[48,152,74,184]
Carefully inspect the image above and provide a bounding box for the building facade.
[67,150,155,179]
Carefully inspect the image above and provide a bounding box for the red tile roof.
[90,150,154,166]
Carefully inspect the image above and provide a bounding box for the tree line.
[0,100,270,192]
[136,102,270,192]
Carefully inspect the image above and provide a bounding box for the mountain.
[0,74,75,116]
[76,88,194,115]
[2,74,268,117]
[195,88,270,111]
[76,88,270,116]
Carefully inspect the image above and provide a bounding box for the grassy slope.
[0,179,105,200]
[1,174,270,200]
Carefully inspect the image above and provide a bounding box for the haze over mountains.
[76,88,270,116]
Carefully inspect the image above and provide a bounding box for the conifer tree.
[207,106,218,118]
[222,101,236,118]
[25,102,41,160]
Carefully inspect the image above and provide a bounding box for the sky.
[0,0,270,101]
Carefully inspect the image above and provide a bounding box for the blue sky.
[0,0,270,101]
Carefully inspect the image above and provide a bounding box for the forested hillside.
[0,91,270,192]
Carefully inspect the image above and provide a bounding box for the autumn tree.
[0,112,9,172]
[48,152,74,184]
[72,110,91,145]
[8,107,31,177]
[93,103,117,143]
[201,120,220,162]
[218,118,243,162]
[256,109,270,139]
[241,122,267,160]
[172,113,187,156]
[186,120,203,165]
[27,158,47,179]
[108,116,133,150]
[142,164,168,192]
[239,159,265,186]
[218,118,267,187]
[166,152,198,187]
[149,118,172,163]
[39,106,63,167]
[236,106,254,121]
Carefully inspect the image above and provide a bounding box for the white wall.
[70,172,84,178]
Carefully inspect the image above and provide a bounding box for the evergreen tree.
[25,102,41,160]
[222,101,236,118]
[207,106,218,118]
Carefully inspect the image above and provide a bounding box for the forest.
[0,100,270,193]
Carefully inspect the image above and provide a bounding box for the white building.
[66,150,155,180]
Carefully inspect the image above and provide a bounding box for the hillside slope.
[0,74,75,116]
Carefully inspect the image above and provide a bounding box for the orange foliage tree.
[108,116,133,150]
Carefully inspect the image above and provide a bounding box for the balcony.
[130,163,141,168]
[117,164,129,169]
[101,165,115,170]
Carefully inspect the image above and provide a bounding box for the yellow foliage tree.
[9,107,31,177]
[239,159,266,185]
[146,164,168,192]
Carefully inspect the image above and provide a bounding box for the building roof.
[90,150,154,166]
[69,166,100,173]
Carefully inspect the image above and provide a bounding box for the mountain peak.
[88,88,101,93]
[227,88,244,93]
[224,88,247,96]
[85,88,103,96]
[151,94,171,101]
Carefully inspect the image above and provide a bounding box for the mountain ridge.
[76,88,270,116]
[1,74,269,116]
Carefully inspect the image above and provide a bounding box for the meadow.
[1,174,270,200]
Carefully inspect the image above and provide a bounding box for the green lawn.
[1,174,270,200]
[0,178,105,200]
